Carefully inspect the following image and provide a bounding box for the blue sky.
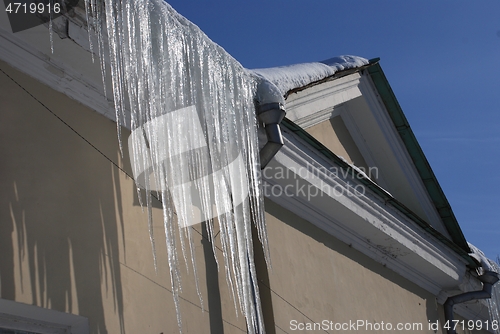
[167,0,500,260]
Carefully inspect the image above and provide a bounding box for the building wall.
[0,59,490,334]
[305,116,368,171]
[0,59,247,333]
[263,199,489,334]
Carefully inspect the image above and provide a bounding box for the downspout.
[444,269,500,334]
[254,78,286,169]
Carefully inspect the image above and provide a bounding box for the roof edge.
[281,117,476,267]
[365,60,471,255]
[283,61,373,99]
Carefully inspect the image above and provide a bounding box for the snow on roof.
[250,55,369,97]
[468,242,500,273]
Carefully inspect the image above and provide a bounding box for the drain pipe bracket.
[254,78,286,169]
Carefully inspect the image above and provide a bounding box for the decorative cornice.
[366,63,470,253]
[263,126,468,296]
[285,73,362,125]
[0,24,118,124]
[357,73,447,235]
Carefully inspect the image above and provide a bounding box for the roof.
[251,55,369,97]
[255,56,474,266]
[366,59,470,254]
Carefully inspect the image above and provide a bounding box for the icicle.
[83,0,94,63]
[84,0,269,332]
[48,4,54,54]
[488,283,500,334]
[145,191,158,272]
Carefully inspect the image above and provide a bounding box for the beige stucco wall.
[306,116,369,172]
[0,59,247,333]
[262,198,490,334]
[0,59,490,334]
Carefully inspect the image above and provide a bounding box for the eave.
[275,59,474,267]
[281,118,475,268]
[263,123,470,295]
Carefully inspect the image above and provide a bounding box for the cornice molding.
[357,73,447,234]
[0,25,118,124]
[285,73,362,125]
[263,126,468,296]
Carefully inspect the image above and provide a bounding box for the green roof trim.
[366,59,471,256]
[279,58,475,267]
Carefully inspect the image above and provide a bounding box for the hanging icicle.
[84,0,269,332]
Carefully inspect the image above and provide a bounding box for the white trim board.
[0,23,118,125]
[356,73,446,235]
[285,73,362,125]
[263,125,468,296]
[0,299,89,334]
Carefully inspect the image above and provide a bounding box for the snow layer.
[468,242,500,332]
[251,55,369,96]
[468,242,499,273]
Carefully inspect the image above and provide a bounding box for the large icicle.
[85,0,268,333]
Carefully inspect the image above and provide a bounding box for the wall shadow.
[252,223,276,334]
[0,61,125,333]
[201,224,225,334]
